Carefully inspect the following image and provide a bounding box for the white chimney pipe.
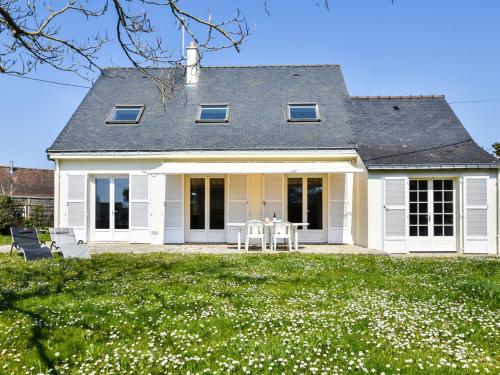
[186,41,200,84]
[9,161,14,175]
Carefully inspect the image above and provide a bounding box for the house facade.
[47,45,499,254]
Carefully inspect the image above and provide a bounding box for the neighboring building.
[47,43,499,254]
[0,163,54,219]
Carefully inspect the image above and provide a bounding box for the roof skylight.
[287,103,320,122]
[197,104,229,123]
[107,105,145,124]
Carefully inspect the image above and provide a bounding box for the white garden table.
[227,222,309,251]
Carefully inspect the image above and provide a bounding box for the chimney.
[9,161,14,175]
[186,41,200,84]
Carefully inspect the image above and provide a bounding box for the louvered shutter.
[263,174,283,220]
[464,177,488,253]
[130,174,150,243]
[383,177,407,253]
[67,174,87,242]
[227,175,248,243]
[164,175,184,243]
[328,173,353,243]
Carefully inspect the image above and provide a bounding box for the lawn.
[0,232,51,246]
[0,253,498,374]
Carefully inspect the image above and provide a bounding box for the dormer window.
[288,103,320,122]
[197,104,229,123]
[107,105,145,124]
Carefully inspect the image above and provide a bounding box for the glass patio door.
[94,177,129,241]
[407,179,456,251]
[287,177,326,242]
[188,177,225,242]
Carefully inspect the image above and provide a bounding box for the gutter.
[366,163,499,170]
[46,146,359,154]
[47,148,360,161]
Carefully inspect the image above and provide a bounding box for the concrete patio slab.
[85,243,386,255]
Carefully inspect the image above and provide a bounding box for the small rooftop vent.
[393,105,400,111]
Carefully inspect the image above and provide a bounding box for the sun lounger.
[49,228,91,259]
[10,227,53,261]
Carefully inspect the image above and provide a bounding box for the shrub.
[28,202,49,229]
[0,195,16,234]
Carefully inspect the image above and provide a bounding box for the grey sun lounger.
[49,228,91,259]
[10,227,53,261]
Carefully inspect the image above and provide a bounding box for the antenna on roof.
[178,17,186,59]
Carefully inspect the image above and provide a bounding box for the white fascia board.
[48,149,359,161]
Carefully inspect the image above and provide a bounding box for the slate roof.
[347,96,496,168]
[48,65,497,169]
[0,166,54,198]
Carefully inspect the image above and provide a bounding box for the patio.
[78,243,386,255]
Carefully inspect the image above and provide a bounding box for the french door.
[407,179,456,251]
[287,177,326,242]
[188,177,226,242]
[93,176,130,241]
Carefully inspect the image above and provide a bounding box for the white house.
[47,44,499,254]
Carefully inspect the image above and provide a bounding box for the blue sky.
[1,0,499,169]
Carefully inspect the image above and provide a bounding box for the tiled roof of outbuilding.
[0,166,54,198]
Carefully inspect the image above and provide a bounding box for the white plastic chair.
[272,221,293,251]
[244,220,266,251]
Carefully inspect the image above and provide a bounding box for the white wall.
[58,159,163,242]
[367,169,498,254]
[352,170,369,247]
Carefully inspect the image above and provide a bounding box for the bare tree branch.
[0,0,251,97]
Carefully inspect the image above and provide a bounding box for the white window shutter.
[164,175,184,243]
[130,174,150,243]
[66,174,87,242]
[464,177,488,253]
[328,174,350,243]
[227,175,248,243]
[383,177,407,253]
[263,174,283,220]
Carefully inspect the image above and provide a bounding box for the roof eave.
[366,162,499,170]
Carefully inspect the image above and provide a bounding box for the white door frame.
[407,178,457,252]
[186,175,226,242]
[285,175,327,243]
[90,175,130,242]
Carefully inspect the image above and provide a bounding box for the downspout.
[54,159,60,228]
[459,176,464,254]
[497,169,499,255]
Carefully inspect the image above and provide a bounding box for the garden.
[0,253,498,374]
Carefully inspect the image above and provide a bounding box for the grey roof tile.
[347,97,496,166]
[48,65,497,168]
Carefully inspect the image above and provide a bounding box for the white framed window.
[196,104,229,123]
[287,103,320,122]
[107,105,145,124]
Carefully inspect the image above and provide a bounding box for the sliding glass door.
[287,177,326,242]
[93,176,129,241]
[188,177,225,242]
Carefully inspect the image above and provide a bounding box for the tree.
[492,142,500,157]
[0,195,16,234]
[27,202,49,228]
[0,1,329,99]
[0,0,255,100]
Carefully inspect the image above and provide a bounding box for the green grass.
[0,232,51,246]
[0,253,498,374]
